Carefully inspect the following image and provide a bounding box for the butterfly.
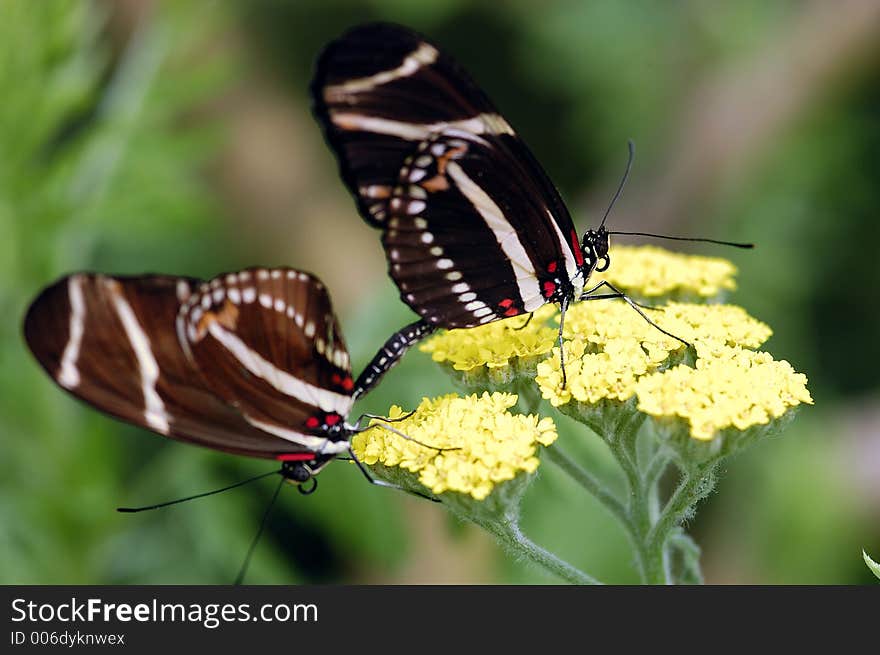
[310,22,653,393]
[23,267,413,494]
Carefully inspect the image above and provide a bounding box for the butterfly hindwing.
[177,268,355,450]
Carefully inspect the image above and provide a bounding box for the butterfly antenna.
[116,470,280,512]
[235,475,285,585]
[606,231,754,249]
[353,410,416,427]
[513,313,534,331]
[599,140,635,230]
[347,446,441,503]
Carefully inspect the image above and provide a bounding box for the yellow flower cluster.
[415,244,810,443]
[563,301,771,352]
[420,305,557,371]
[418,247,749,374]
[593,245,738,299]
[537,301,773,407]
[635,344,813,440]
[351,392,558,500]
[419,305,557,371]
[537,338,653,407]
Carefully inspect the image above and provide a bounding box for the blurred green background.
[2,0,878,584]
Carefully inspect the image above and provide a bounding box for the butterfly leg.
[512,312,534,330]
[580,281,660,310]
[614,295,663,311]
[352,420,460,453]
[352,319,436,400]
[348,447,440,502]
[351,410,416,429]
[581,281,691,349]
[557,296,571,388]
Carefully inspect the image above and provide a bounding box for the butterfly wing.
[311,22,587,327]
[23,273,314,459]
[177,268,354,453]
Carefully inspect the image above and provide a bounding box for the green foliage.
[864,550,880,581]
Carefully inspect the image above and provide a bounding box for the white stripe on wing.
[324,42,438,100]
[106,280,170,434]
[329,112,513,142]
[206,322,353,416]
[246,417,350,454]
[58,276,86,389]
[446,161,541,310]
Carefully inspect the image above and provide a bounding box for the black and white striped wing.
[177,268,355,452]
[24,271,352,459]
[311,22,587,328]
[23,273,313,459]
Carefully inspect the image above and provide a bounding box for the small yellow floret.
[594,245,738,299]
[538,301,773,408]
[537,338,651,407]
[420,305,558,371]
[562,301,771,352]
[351,392,558,500]
[634,344,813,440]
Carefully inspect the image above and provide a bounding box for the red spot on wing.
[543,281,557,298]
[504,307,520,317]
[331,373,341,385]
[305,416,320,429]
[276,453,314,462]
[571,230,585,267]
[342,376,354,391]
[325,413,342,426]
[499,298,514,309]
[547,261,557,273]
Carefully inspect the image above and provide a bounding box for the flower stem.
[611,436,664,583]
[492,517,603,585]
[583,413,667,582]
[668,530,703,584]
[647,460,718,551]
[644,447,671,493]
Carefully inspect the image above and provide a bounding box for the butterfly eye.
[595,255,610,273]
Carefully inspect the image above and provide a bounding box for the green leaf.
[863,550,880,580]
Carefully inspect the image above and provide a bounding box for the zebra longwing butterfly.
[23,267,389,489]
[311,22,617,395]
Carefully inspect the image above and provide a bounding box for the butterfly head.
[280,453,338,494]
[582,226,611,273]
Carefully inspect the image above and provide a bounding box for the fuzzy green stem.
[669,530,704,584]
[647,460,718,551]
[644,447,671,492]
[616,444,664,582]
[604,415,668,583]
[491,517,603,585]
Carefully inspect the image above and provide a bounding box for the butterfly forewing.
[312,22,587,328]
[178,268,355,450]
[23,273,312,459]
